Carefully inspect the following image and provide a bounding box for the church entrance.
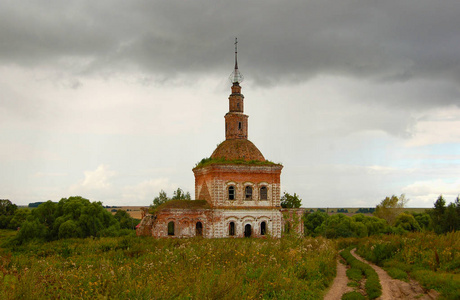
[244,224,252,237]
[196,222,203,236]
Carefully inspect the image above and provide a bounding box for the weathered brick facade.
[136,45,305,238]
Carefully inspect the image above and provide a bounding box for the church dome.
[211,139,265,162]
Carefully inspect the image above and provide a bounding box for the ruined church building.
[137,40,305,238]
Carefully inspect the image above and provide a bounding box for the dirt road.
[324,249,439,299]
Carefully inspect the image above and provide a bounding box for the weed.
[342,291,366,300]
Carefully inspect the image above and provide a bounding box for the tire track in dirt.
[350,249,439,300]
[324,259,353,300]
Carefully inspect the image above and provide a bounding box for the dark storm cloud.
[1,1,459,101]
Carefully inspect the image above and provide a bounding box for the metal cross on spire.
[229,37,244,83]
[234,37,239,70]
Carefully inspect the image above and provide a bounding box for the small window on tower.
[260,186,268,200]
[228,185,235,200]
[237,103,240,109]
[238,122,242,130]
[245,186,252,200]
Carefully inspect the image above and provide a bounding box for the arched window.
[245,186,252,200]
[196,222,203,236]
[260,186,267,200]
[260,221,266,236]
[228,185,235,200]
[168,221,175,236]
[244,224,252,238]
[238,122,242,130]
[229,222,235,236]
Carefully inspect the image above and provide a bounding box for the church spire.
[225,38,248,140]
[229,38,244,84]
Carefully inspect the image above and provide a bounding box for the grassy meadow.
[355,231,460,300]
[1,230,459,299]
[0,231,337,299]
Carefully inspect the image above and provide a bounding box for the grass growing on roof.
[149,200,210,214]
[194,157,280,168]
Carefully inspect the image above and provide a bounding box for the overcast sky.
[1,0,460,208]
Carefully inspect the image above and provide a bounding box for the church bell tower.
[225,38,248,140]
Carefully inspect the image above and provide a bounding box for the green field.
[1,230,458,299]
[0,231,337,299]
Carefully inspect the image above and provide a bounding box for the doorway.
[244,224,252,237]
[196,222,203,236]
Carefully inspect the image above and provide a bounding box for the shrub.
[342,291,365,300]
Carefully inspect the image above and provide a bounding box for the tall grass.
[355,231,460,300]
[0,231,337,299]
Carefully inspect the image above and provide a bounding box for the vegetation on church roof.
[150,200,210,214]
[194,157,281,169]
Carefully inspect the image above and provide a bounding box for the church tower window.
[245,186,253,200]
[228,185,235,200]
[260,186,268,200]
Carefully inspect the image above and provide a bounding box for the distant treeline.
[308,208,376,213]
[28,202,120,209]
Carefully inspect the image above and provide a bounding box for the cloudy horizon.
[1,1,460,208]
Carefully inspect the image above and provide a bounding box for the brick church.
[136,40,305,238]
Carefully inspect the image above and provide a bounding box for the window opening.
[238,122,242,130]
[244,224,252,238]
[168,221,175,236]
[261,222,267,236]
[228,185,235,200]
[245,186,252,200]
[196,222,203,236]
[229,222,235,236]
[260,186,267,200]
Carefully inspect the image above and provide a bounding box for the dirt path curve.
[323,259,353,300]
[350,249,439,300]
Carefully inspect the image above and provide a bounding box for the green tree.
[16,219,47,242]
[431,195,447,233]
[15,196,120,244]
[0,199,18,229]
[9,208,31,229]
[114,210,139,229]
[411,212,432,230]
[304,211,328,236]
[58,220,81,239]
[374,194,408,225]
[444,203,460,232]
[280,192,302,208]
[172,188,191,200]
[394,213,421,232]
[152,190,170,208]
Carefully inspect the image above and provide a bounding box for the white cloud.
[402,178,460,206]
[70,164,116,194]
[405,106,460,147]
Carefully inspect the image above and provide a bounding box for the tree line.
[0,197,139,244]
[303,194,460,238]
